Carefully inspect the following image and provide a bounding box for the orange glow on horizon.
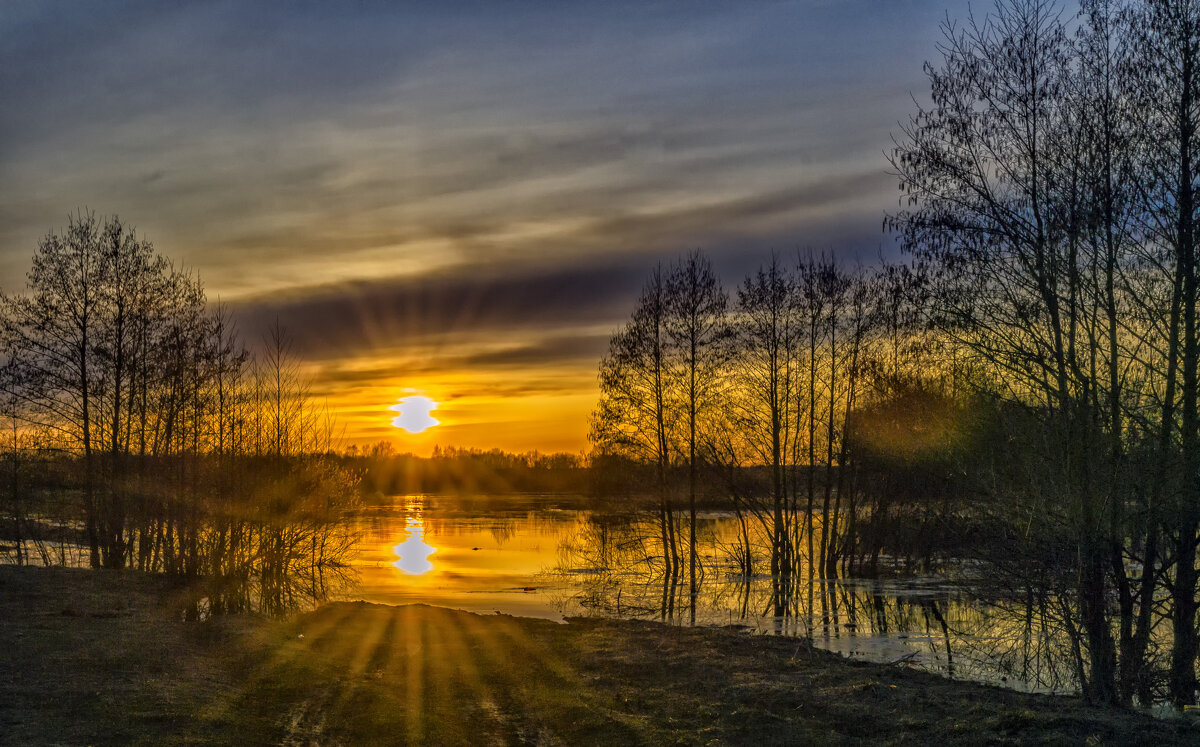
[309,357,594,456]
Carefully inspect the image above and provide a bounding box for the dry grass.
[1,565,1196,745]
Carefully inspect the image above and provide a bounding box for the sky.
[0,0,976,455]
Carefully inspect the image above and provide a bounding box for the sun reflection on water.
[393,511,437,575]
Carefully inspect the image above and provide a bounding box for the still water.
[344,494,1068,693]
[349,494,581,620]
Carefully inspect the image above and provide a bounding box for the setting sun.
[389,395,440,434]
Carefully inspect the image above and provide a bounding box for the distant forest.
[347,444,586,495]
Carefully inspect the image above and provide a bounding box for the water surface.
[343,494,1065,693]
[348,494,583,620]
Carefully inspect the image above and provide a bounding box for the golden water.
[342,494,1076,694]
[347,495,584,620]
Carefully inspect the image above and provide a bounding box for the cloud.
[0,0,944,296]
[0,0,972,450]
[226,258,642,359]
[459,334,612,368]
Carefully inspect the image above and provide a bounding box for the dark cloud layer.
[228,259,643,360]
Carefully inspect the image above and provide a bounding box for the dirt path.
[1,566,1196,745]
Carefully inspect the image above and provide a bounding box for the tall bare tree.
[734,254,800,614]
[666,251,729,624]
[591,266,684,603]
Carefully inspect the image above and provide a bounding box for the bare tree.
[666,251,730,624]
[887,0,1132,703]
[734,254,800,615]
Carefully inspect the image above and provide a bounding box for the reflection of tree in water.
[180,514,358,619]
[555,513,669,618]
[489,518,516,546]
[13,461,361,620]
[552,510,1088,692]
[416,505,562,547]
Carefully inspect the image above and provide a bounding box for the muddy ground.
[0,565,1195,745]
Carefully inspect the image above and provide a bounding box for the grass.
[0,565,1196,745]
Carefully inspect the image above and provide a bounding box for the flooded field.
[344,494,1071,694]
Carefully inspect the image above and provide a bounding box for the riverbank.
[0,565,1194,745]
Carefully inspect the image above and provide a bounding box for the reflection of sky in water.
[348,495,582,621]
[392,511,437,575]
[347,495,1063,696]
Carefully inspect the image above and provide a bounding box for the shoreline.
[1,564,1195,745]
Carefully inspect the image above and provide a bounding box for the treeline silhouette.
[593,0,1200,708]
[349,444,586,495]
[590,252,935,627]
[0,212,357,614]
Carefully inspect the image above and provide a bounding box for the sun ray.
[449,611,578,741]
[466,611,580,687]
[196,603,359,726]
[398,606,425,743]
[428,607,514,742]
[323,608,397,723]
